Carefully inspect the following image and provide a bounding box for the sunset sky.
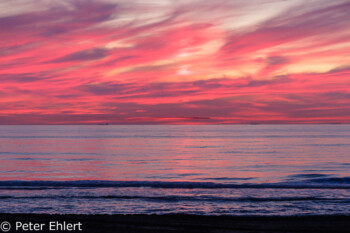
[1,0,350,124]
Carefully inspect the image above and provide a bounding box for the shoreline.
[0,214,349,233]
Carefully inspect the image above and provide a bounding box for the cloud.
[0,0,350,124]
[50,48,109,62]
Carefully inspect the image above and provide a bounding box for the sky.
[1,0,350,124]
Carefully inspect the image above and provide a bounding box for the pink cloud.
[0,0,350,124]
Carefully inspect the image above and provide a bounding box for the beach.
[1,214,349,233]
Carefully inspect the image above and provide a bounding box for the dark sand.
[0,214,349,233]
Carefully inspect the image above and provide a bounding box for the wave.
[0,195,347,203]
[310,177,350,184]
[0,179,350,189]
[288,174,331,179]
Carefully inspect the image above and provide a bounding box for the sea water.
[0,125,349,215]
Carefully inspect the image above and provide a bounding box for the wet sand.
[0,214,349,233]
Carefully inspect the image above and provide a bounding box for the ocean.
[0,125,349,216]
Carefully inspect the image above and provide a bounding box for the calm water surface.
[0,125,349,215]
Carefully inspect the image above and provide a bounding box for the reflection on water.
[0,125,349,215]
[0,125,350,182]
